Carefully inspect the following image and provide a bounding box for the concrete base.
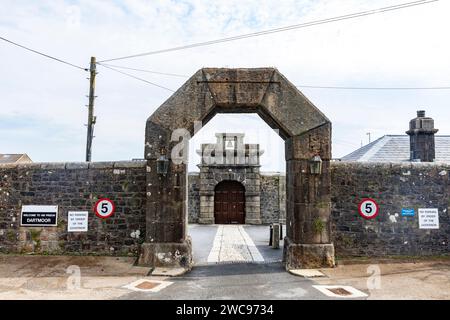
[198,217,215,224]
[151,267,188,277]
[283,237,335,269]
[245,218,262,225]
[137,238,193,271]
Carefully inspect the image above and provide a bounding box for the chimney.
[405,110,438,162]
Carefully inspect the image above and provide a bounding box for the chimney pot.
[417,110,425,117]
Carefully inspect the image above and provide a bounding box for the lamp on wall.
[309,154,323,175]
[156,149,169,176]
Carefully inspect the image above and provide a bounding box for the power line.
[98,0,438,63]
[97,63,175,92]
[296,85,450,90]
[99,63,188,78]
[100,62,450,91]
[97,63,450,90]
[0,36,87,71]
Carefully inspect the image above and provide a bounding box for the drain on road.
[328,287,352,296]
[123,279,173,293]
[313,285,368,298]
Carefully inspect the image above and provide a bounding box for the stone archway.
[138,68,334,271]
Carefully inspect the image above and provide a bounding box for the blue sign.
[401,208,415,217]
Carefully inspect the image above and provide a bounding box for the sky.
[1,0,449,172]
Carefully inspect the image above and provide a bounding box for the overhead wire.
[97,63,175,92]
[98,63,188,78]
[0,36,87,71]
[98,0,439,63]
[96,65,450,91]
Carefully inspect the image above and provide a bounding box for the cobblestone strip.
[207,225,223,263]
[207,225,264,263]
[239,226,264,262]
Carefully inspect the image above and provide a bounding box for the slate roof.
[341,135,450,163]
[0,154,32,164]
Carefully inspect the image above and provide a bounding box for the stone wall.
[0,161,147,255]
[260,174,286,224]
[331,162,449,257]
[188,173,200,223]
[1,161,449,258]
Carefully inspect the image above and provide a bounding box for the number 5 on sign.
[358,198,379,220]
[94,198,115,219]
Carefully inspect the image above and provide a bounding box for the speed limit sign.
[358,198,379,220]
[94,198,115,219]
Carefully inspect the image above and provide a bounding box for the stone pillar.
[283,123,335,269]
[197,166,215,224]
[278,175,286,224]
[244,167,262,224]
[198,191,215,224]
[138,123,193,270]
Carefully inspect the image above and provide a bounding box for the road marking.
[207,225,264,263]
[289,269,326,278]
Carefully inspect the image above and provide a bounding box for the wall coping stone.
[114,160,146,168]
[88,161,116,169]
[0,161,146,171]
[16,163,42,170]
[40,162,67,170]
[332,161,450,169]
[66,162,89,170]
[261,172,286,176]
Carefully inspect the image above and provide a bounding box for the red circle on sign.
[358,198,379,220]
[94,198,115,219]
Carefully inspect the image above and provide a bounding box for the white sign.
[418,208,439,229]
[21,205,58,226]
[68,211,88,232]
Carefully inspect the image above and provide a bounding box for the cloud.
[0,0,449,169]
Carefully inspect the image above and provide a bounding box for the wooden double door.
[214,181,245,224]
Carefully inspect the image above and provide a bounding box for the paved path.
[189,224,284,265]
[207,225,264,263]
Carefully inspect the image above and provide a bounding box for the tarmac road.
[1,224,447,300]
[120,224,359,300]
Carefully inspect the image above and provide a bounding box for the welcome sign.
[20,205,58,227]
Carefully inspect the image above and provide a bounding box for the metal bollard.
[272,224,280,249]
[269,224,273,246]
[279,223,283,240]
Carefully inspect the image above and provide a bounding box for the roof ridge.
[359,136,391,161]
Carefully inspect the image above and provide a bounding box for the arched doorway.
[214,181,245,224]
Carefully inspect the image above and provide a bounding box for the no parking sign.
[94,198,115,219]
[358,198,379,220]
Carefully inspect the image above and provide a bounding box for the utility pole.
[85,56,97,162]
[366,132,371,144]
